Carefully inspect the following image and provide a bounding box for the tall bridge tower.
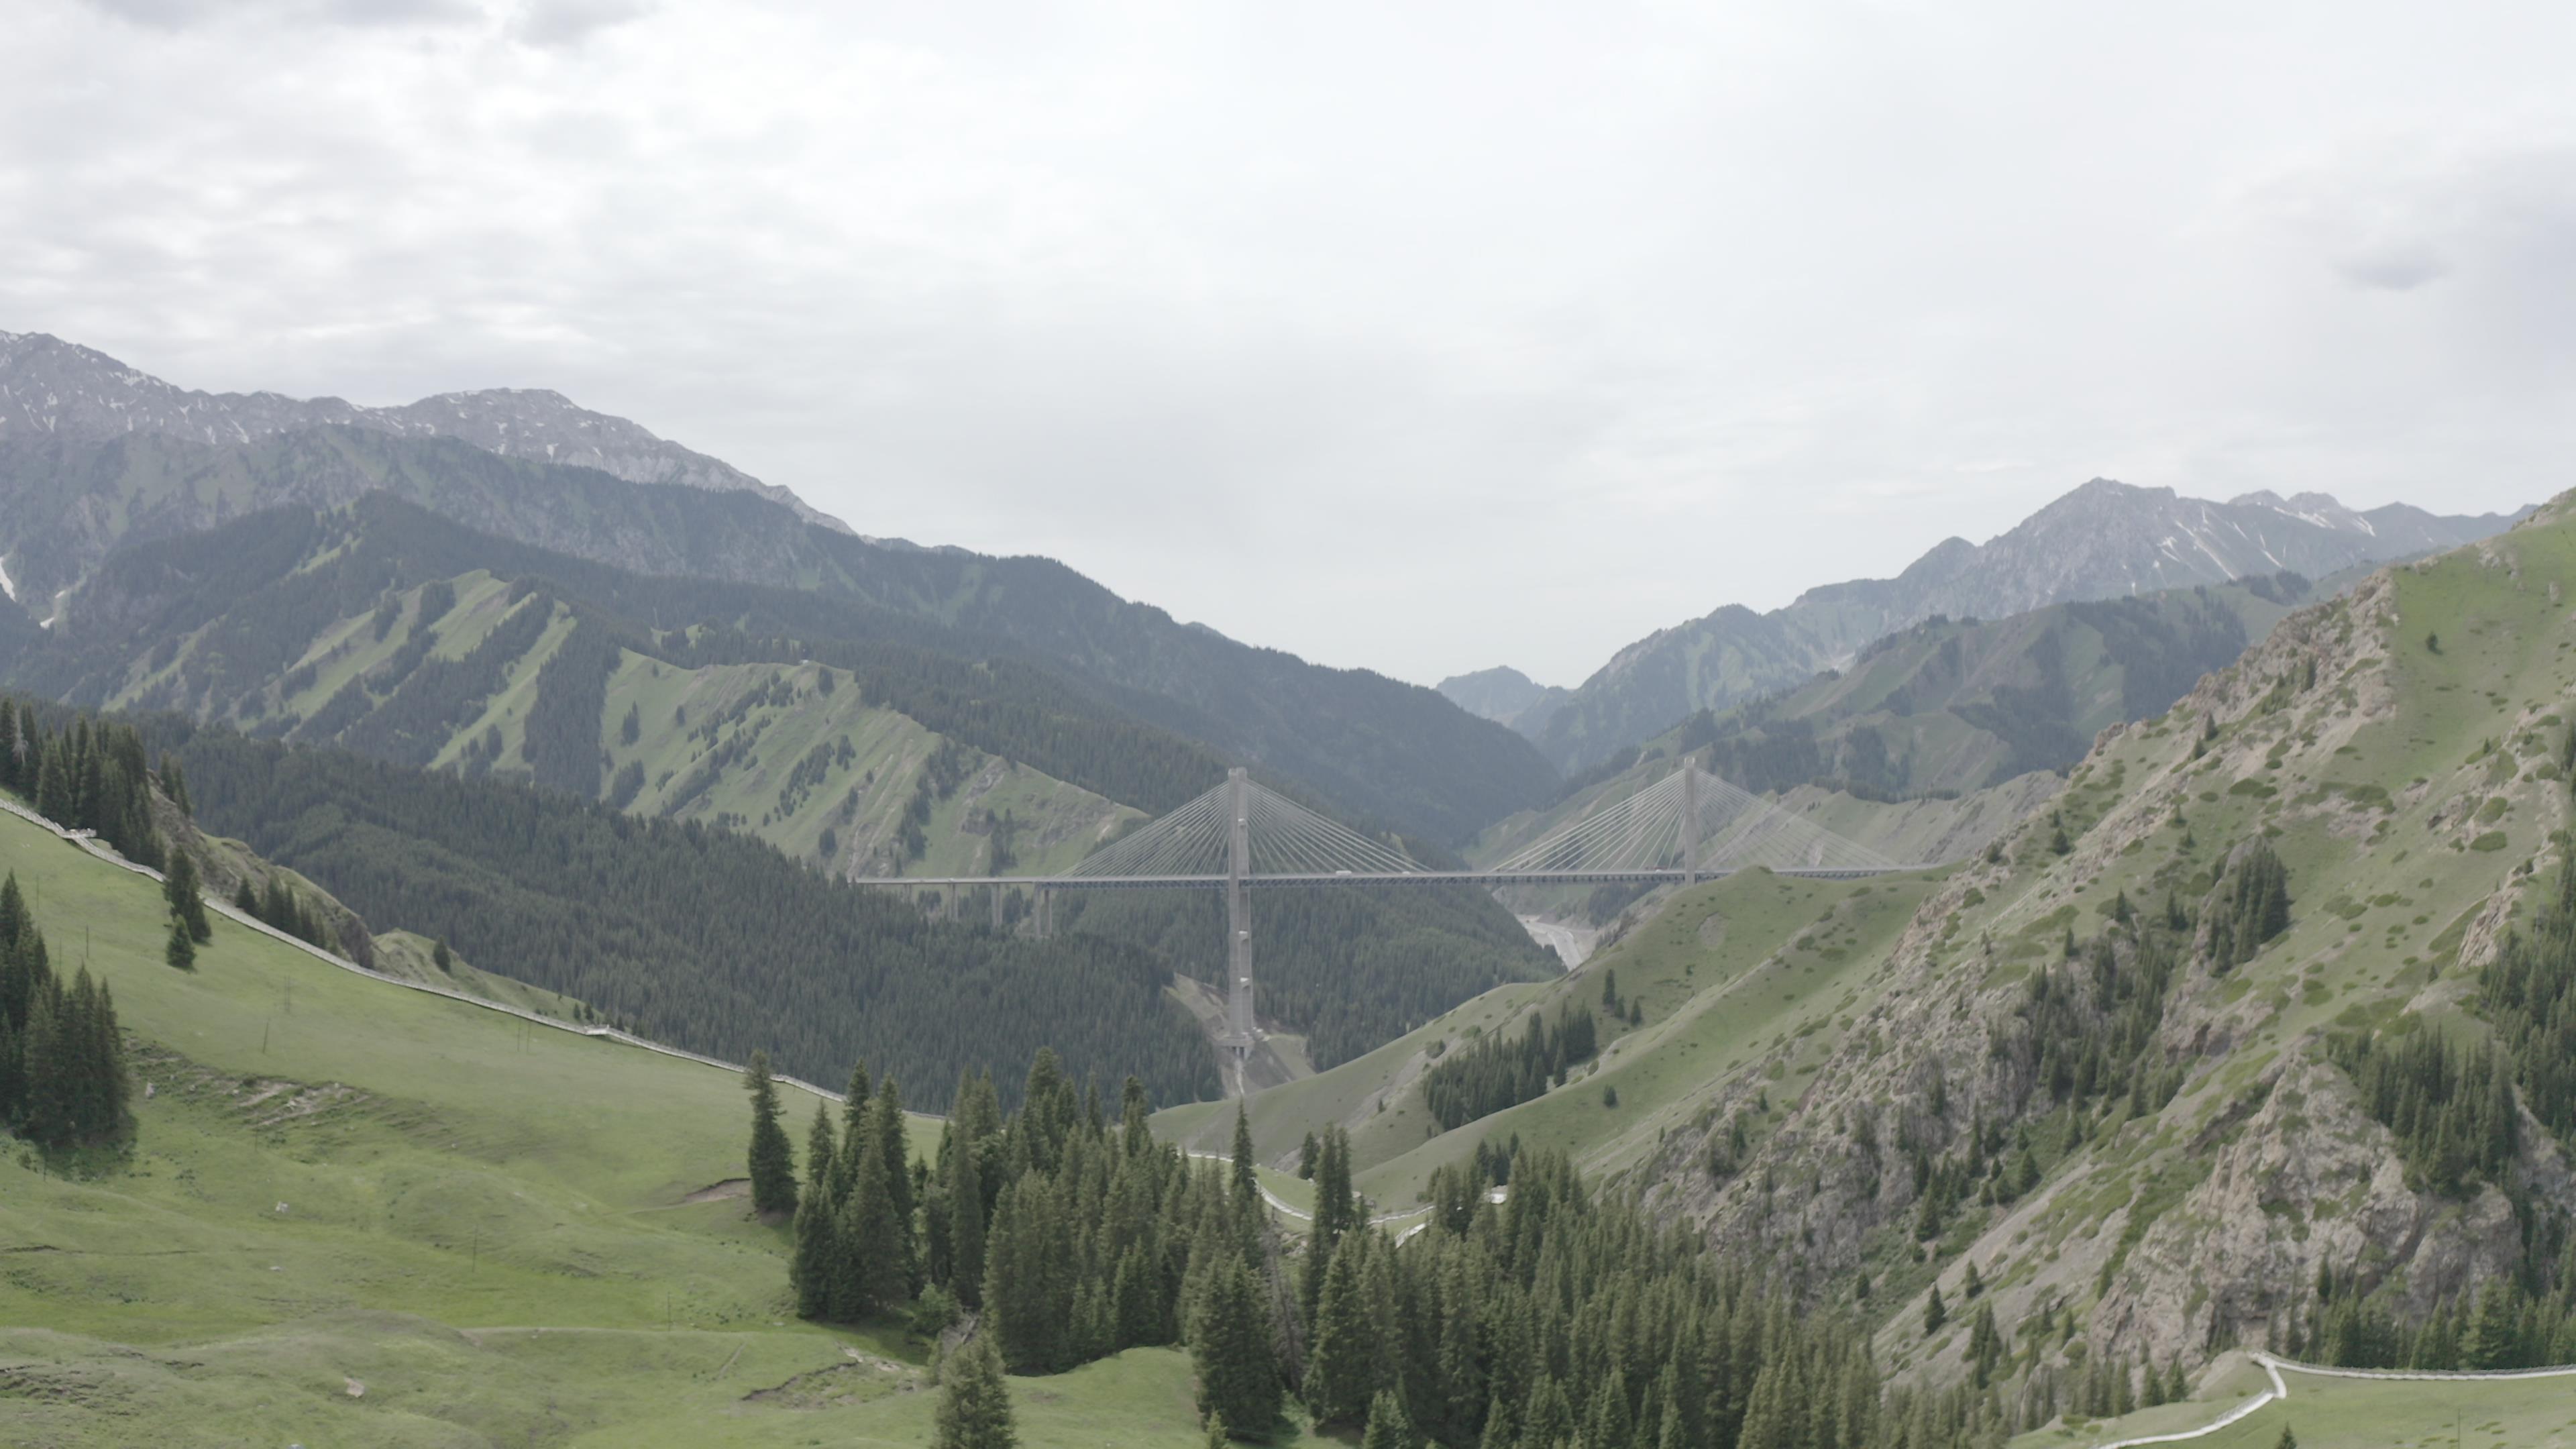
[1221,767,1256,1056]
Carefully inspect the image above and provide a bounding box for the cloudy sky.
[7,1,2571,686]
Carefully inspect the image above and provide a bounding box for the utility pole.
[1222,768,1255,1057]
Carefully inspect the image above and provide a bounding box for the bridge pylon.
[1220,767,1256,1057]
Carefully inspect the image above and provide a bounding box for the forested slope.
[0,423,1552,841]
[0,696,1219,1111]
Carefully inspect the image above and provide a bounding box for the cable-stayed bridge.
[852,764,1913,1054]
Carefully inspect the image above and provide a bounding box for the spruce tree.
[873,1076,918,1288]
[1307,1234,1380,1429]
[1517,1375,1571,1449]
[164,851,211,944]
[1230,1104,1258,1212]
[1298,1130,1320,1179]
[1362,1389,1415,1449]
[164,916,195,971]
[845,1096,909,1315]
[743,1050,798,1216]
[930,1330,1018,1449]
[1191,1256,1279,1438]
[1923,1284,1947,1336]
[946,1112,988,1306]
[790,1102,840,1318]
[162,755,192,818]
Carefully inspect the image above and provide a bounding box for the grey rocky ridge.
[1513,478,2530,771]
[0,327,845,531]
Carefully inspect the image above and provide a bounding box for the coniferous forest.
[765,1047,2094,1449]
[160,721,1220,1110]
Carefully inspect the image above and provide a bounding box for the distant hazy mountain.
[0,331,1556,841]
[1435,665,1570,729]
[0,329,845,533]
[1519,478,2528,770]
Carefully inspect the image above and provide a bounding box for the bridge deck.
[847,866,1915,891]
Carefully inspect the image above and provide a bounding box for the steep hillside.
[5,694,1220,1110]
[1197,500,2576,1416]
[1521,480,2526,771]
[0,802,1304,1448]
[1464,574,2312,914]
[0,347,1557,842]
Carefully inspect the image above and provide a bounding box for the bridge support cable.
[847,761,1906,1073]
[1491,762,1902,878]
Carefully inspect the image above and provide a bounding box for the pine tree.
[945,1108,988,1307]
[163,851,211,944]
[1298,1130,1320,1180]
[845,1096,909,1316]
[164,916,195,971]
[1362,1389,1415,1449]
[1923,1284,1947,1336]
[1517,1376,1572,1449]
[790,1102,840,1318]
[2273,1428,2297,1449]
[874,1076,918,1288]
[1306,1234,1379,1428]
[162,755,192,818]
[930,1330,1018,1449]
[743,1050,798,1216]
[1191,1256,1280,1438]
[1230,1104,1258,1214]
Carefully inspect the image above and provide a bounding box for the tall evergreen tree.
[843,1094,909,1315]
[1230,1104,1259,1214]
[930,1330,1018,1449]
[163,851,211,944]
[1307,1234,1380,1429]
[164,916,196,971]
[743,1049,798,1216]
[1362,1389,1415,1449]
[1192,1256,1280,1438]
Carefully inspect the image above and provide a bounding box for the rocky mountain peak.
[0,330,848,533]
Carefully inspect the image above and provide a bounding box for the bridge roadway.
[848,866,1904,892]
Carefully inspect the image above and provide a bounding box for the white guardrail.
[0,795,849,1106]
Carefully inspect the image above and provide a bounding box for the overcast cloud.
[5,1,2571,686]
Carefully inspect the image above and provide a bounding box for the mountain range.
[0,329,844,535]
[1447,478,2529,771]
[0,331,1555,847]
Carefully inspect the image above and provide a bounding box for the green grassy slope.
[101,569,1140,882]
[2008,1358,2576,1448]
[1157,866,1945,1212]
[0,808,1303,1446]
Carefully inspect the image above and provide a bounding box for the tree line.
[160,717,1220,1111]
[1420,1002,1601,1132]
[0,701,163,870]
[0,873,131,1152]
[749,1042,2066,1449]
